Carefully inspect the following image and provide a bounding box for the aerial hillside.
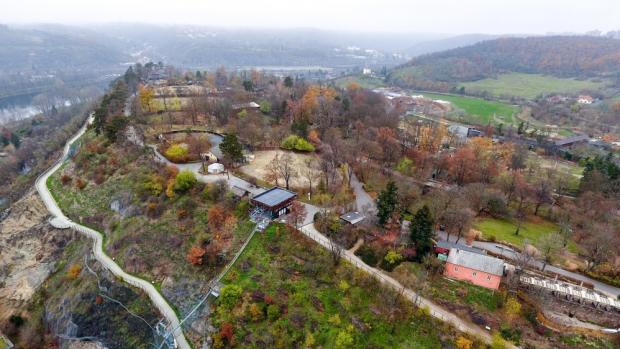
[0,25,127,76]
[394,36,620,82]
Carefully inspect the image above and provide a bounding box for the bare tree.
[302,158,319,199]
[276,152,298,190]
[329,238,343,266]
[441,207,474,243]
[535,232,563,271]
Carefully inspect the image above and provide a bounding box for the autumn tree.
[208,205,228,231]
[448,146,477,185]
[187,246,206,265]
[138,85,155,113]
[287,201,307,229]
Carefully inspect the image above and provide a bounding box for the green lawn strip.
[460,73,607,99]
[474,217,578,252]
[214,224,465,348]
[419,92,519,126]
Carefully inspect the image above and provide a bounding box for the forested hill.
[391,36,620,83]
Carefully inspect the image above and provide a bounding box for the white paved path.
[299,223,503,346]
[35,116,191,349]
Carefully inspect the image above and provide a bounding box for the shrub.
[237,109,248,118]
[504,297,522,319]
[380,250,404,271]
[248,303,263,321]
[75,178,87,190]
[165,143,189,162]
[335,328,354,349]
[259,100,272,114]
[219,285,243,309]
[491,331,507,349]
[356,245,379,266]
[267,304,280,321]
[142,174,164,196]
[280,135,315,152]
[93,171,106,185]
[174,170,197,192]
[9,314,24,328]
[456,336,473,349]
[60,173,72,185]
[220,322,234,345]
[67,264,82,279]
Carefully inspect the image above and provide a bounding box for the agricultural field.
[211,224,476,348]
[420,92,519,125]
[460,73,608,99]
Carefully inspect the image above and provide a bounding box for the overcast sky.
[2,0,618,34]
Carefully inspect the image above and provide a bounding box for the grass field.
[420,92,519,125]
[460,73,607,99]
[473,217,574,251]
[212,224,471,348]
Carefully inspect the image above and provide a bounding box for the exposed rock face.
[0,192,76,320]
[110,192,141,219]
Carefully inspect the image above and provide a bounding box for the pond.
[164,131,224,159]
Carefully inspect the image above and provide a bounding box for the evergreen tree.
[410,205,434,261]
[219,134,244,165]
[376,181,398,225]
[284,76,293,88]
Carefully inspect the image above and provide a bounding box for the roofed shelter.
[250,187,298,218]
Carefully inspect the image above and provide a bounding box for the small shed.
[340,211,365,225]
[207,163,225,174]
[250,187,297,218]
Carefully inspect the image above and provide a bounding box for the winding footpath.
[35,116,191,349]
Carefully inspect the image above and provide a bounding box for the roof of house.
[435,241,486,255]
[251,187,297,207]
[554,134,590,146]
[446,248,504,276]
[340,211,365,224]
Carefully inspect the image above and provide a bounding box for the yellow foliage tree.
[67,264,82,279]
[455,336,473,349]
[504,296,522,320]
[166,179,175,198]
[138,85,155,113]
[248,303,263,322]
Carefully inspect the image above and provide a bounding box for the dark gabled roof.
[435,241,486,255]
[251,187,297,207]
[340,211,365,224]
[446,248,504,276]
